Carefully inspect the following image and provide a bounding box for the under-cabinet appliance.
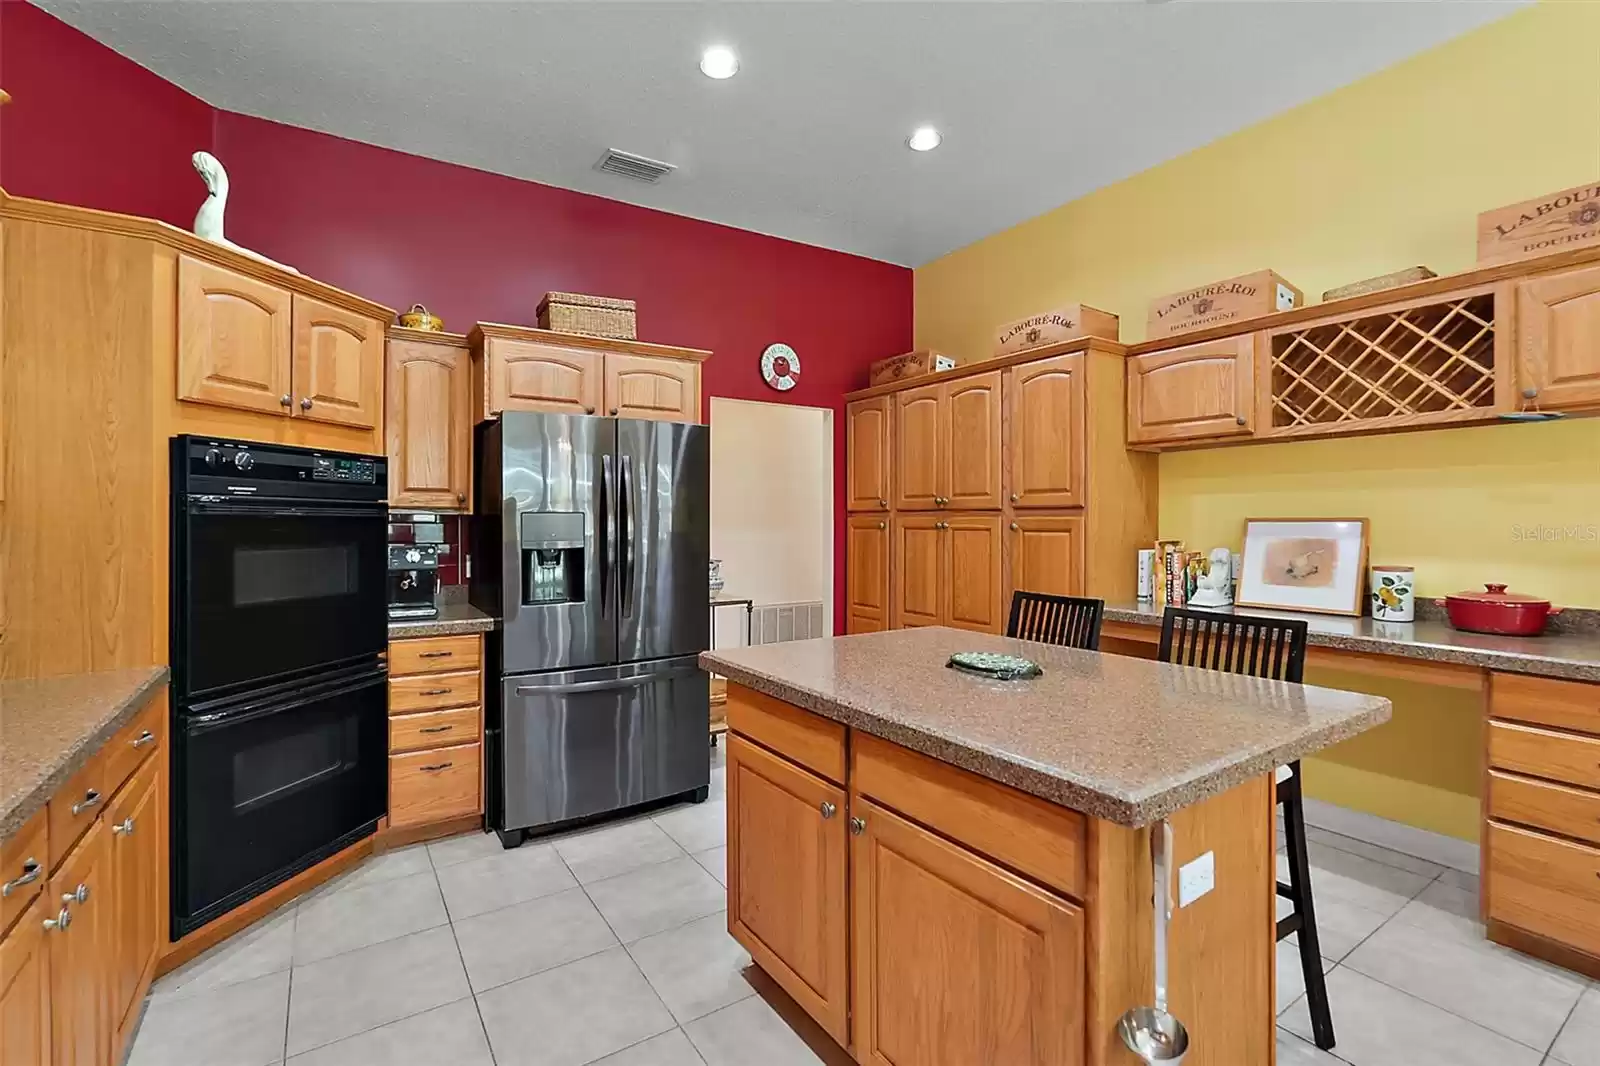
[472,413,711,845]
[388,543,441,619]
[169,436,389,937]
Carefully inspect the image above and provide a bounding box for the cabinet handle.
[457,492,467,504]
[1010,493,1020,502]
[279,394,292,408]
[71,789,101,815]
[43,907,71,932]
[1010,522,1019,531]
[878,498,887,509]
[62,883,89,905]
[877,521,886,530]
[132,729,156,749]
[420,761,454,773]
[819,801,837,819]
[300,397,314,411]
[418,650,454,659]
[2,858,40,897]
[585,406,596,414]
[849,816,866,836]
[419,688,452,696]
[112,817,135,837]
[1236,415,1248,426]
[1523,387,1540,400]
[419,725,454,734]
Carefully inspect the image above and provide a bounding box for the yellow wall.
[914,1,1600,841]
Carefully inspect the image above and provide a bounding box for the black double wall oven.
[170,436,388,938]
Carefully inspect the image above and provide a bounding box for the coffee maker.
[387,544,441,619]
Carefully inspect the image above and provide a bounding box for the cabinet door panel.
[490,339,601,415]
[847,515,890,635]
[604,354,699,422]
[1518,264,1600,410]
[107,756,161,1034]
[1009,513,1085,601]
[851,799,1084,1066]
[846,397,893,512]
[894,384,943,510]
[946,513,1004,634]
[727,735,849,1044]
[1127,334,1256,445]
[945,371,1003,509]
[1007,355,1085,508]
[387,339,471,509]
[176,256,292,415]
[0,898,50,1066]
[290,296,383,428]
[48,821,108,1066]
[892,514,942,629]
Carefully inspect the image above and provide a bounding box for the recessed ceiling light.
[700,45,739,80]
[907,126,942,152]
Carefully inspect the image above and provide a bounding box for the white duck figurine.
[191,151,299,273]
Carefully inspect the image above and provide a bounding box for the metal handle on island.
[71,789,101,816]
[132,730,156,749]
[2,859,40,897]
[42,907,71,932]
[112,817,135,837]
[62,883,89,905]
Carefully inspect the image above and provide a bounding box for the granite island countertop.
[1101,601,1600,683]
[387,602,498,640]
[1,667,169,840]
[702,627,1390,826]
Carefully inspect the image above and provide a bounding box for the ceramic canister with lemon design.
[1370,565,1416,622]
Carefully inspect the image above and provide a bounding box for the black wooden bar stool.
[1006,591,1105,650]
[1156,606,1334,1051]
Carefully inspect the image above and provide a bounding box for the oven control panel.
[312,456,378,484]
[174,435,386,502]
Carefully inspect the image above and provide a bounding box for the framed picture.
[1237,518,1370,616]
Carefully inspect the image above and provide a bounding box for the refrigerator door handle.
[621,454,636,618]
[514,668,698,697]
[600,453,617,617]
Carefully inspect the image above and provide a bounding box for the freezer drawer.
[498,656,709,831]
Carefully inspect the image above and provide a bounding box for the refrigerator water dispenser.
[519,512,585,605]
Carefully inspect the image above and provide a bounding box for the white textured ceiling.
[38,0,1523,266]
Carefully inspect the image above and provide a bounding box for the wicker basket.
[537,292,637,340]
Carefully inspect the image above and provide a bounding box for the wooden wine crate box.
[1147,270,1303,340]
[1478,181,1600,266]
[868,349,956,386]
[993,304,1119,357]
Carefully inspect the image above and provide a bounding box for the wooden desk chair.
[1006,591,1104,650]
[1157,607,1334,1051]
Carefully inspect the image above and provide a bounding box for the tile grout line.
[280,906,297,1066]
[438,857,502,1066]
[1541,982,1585,1064]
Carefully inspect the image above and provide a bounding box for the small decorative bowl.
[946,652,1042,681]
[398,303,445,331]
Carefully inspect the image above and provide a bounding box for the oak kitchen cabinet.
[845,515,890,635]
[0,898,49,1066]
[891,512,1003,634]
[892,372,1002,511]
[387,634,485,835]
[1006,353,1086,509]
[1516,262,1600,411]
[845,397,892,513]
[177,256,385,429]
[1126,333,1257,447]
[1008,513,1086,601]
[470,323,709,424]
[386,330,473,510]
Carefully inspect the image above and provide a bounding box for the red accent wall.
[0,2,912,632]
[0,0,214,226]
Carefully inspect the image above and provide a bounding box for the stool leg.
[1280,762,1335,1050]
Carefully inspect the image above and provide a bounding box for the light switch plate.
[1178,851,1215,907]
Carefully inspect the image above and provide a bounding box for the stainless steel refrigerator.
[472,412,711,847]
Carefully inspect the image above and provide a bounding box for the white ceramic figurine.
[1188,547,1235,608]
[191,151,299,272]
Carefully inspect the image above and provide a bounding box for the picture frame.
[1236,518,1370,617]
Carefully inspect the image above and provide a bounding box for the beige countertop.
[1102,601,1600,683]
[701,627,1390,827]
[1,667,169,840]
[387,602,497,640]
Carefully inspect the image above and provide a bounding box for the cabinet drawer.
[1488,822,1600,957]
[99,693,165,819]
[1490,770,1600,847]
[389,744,481,828]
[1,808,48,934]
[47,694,164,870]
[389,635,482,677]
[850,732,1086,900]
[1488,721,1600,790]
[390,707,482,754]
[1494,673,1600,736]
[726,684,845,785]
[389,669,480,714]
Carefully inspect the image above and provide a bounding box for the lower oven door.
[496,656,709,833]
[173,667,387,937]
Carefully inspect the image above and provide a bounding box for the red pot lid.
[1446,583,1550,607]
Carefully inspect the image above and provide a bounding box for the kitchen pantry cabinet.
[891,513,1003,634]
[1516,263,1600,410]
[1005,353,1086,509]
[176,256,384,428]
[1126,333,1256,446]
[892,372,1002,511]
[386,331,473,510]
[1008,513,1085,601]
[845,397,892,513]
[470,324,709,424]
[387,634,485,834]
[845,515,890,635]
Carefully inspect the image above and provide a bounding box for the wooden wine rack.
[1268,293,1497,430]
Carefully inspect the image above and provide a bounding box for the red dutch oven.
[1437,583,1561,637]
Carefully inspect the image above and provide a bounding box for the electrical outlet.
[1178,850,1215,907]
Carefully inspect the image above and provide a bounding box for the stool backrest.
[1157,608,1308,684]
[1006,591,1104,651]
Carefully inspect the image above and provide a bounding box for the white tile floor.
[129,753,1596,1066]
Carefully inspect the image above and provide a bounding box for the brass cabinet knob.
[1010,522,1019,531]
[849,816,866,836]
[819,801,837,819]
[457,492,467,504]
[878,498,887,509]
[877,521,886,530]
[610,407,620,415]
[1010,493,1019,503]
[1236,415,1248,426]
[585,405,596,414]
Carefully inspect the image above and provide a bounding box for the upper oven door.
[175,498,387,699]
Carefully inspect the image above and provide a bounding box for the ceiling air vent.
[594,149,676,184]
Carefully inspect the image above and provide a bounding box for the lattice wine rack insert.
[1269,293,1497,429]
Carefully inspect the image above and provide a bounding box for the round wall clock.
[761,343,801,391]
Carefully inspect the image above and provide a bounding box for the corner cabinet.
[1126,333,1256,446]
[1517,263,1600,410]
[471,324,708,424]
[386,331,472,510]
[845,515,890,635]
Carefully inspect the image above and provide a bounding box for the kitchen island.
[701,627,1391,1066]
